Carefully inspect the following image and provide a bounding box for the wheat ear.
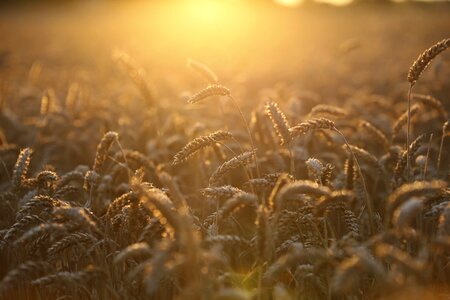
[187,58,218,83]
[172,131,233,165]
[437,121,449,171]
[265,101,291,145]
[406,38,449,180]
[209,150,255,186]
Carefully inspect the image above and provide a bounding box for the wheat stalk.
[187,84,230,104]
[172,131,233,165]
[209,150,255,186]
[289,118,336,138]
[265,101,291,145]
[406,38,449,179]
[437,121,449,170]
[187,58,218,84]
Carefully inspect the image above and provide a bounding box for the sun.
[275,0,303,7]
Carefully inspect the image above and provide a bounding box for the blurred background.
[0,0,449,106]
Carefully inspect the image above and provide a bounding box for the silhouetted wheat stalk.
[406,38,449,178]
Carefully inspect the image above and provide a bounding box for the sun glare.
[275,0,303,6]
[184,0,233,24]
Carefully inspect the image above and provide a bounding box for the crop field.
[0,1,449,299]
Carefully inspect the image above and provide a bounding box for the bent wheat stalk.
[188,84,260,177]
[406,38,450,179]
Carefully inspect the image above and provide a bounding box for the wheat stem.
[407,85,412,181]
[228,95,260,179]
[334,128,375,234]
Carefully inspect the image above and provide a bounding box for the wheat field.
[0,1,449,299]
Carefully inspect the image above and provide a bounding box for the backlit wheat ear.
[394,133,427,182]
[93,131,119,174]
[309,104,348,118]
[407,38,449,86]
[344,157,355,190]
[345,145,383,175]
[0,261,52,295]
[392,104,420,140]
[200,185,244,199]
[114,242,152,264]
[203,192,257,227]
[106,191,139,219]
[187,84,231,104]
[387,180,447,220]
[392,197,423,229]
[375,243,425,277]
[265,101,291,145]
[359,120,389,150]
[406,38,449,179]
[275,180,331,211]
[31,265,106,287]
[321,163,334,186]
[289,118,336,138]
[47,232,97,257]
[139,187,180,237]
[187,58,218,84]
[56,170,84,189]
[306,158,324,182]
[12,148,32,190]
[172,131,233,165]
[412,93,448,119]
[209,150,255,186]
[113,50,154,105]
[2,215,43,246]
[331,249,386,295]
